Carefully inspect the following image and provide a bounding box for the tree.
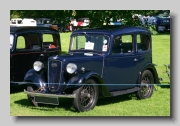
[10,10,170,27]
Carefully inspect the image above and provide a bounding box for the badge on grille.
[51,63,57,67]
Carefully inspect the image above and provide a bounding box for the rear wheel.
[73,79,99,112]
[137,70,154,99]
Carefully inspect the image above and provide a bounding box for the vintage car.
[23,26,160,112]
[155,16,170,32]
[10,26,61,88]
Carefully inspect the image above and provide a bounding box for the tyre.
[27,86,39,107]
[73,79,99,112]
[137,70,154,99]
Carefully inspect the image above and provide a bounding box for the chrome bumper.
[24,89,76,98]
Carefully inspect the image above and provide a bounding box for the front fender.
[66,71,103,86]
[65,71,112,97]
[23,68,47,88]
[138,63,160,84]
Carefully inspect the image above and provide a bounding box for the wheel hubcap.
[80,85,94,108]
[141,76,151,96]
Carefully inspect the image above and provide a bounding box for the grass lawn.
[10,32,170,116]
[10,86,170,116]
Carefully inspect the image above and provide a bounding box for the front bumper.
[24,89,76,98]
[10,81,27,87]
[24,89,76,105]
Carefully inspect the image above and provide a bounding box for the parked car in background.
[10,26,61,89]
[36,18,52,27]
[103,18,122,25]
[155,16,170,32]
[53,23,71,32]
[10,18,37,26]
[10,18,23,24]
[23,26,160,112]
[71,18,90,31]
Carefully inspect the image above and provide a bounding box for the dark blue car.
[155,16,170,32]
[23,26,160,112]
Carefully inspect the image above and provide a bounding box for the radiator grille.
[48,60,62,92]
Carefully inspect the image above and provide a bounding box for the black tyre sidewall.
[137,70,154,99]
[73,79,99,112]
[27,86,39,107]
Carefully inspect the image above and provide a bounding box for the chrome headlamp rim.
[33,61,44,72]
[66,63,77,74]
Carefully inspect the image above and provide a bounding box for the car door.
[11,33,42,82]
[102,34,142,92]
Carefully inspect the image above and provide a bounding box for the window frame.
[111,34,134,55]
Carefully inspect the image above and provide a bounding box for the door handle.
[134,58,138,62]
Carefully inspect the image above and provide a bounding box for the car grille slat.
[48,60,62,92]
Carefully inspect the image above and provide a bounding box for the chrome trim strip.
[24,89,76,98]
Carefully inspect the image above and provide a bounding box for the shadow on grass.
[13,98,76,112]
[97,93,137,106]
[158,80,170,88]
[157,84,170,88]
[13,92,135,112]
[155,31,170,35]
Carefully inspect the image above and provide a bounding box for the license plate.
[34,96,59,105]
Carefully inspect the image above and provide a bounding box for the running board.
[110,87,139,96]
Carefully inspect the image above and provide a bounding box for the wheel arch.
[84,74,112,97]
[139,63,160,84]
[65,71,112,97]
[23,68,47,89]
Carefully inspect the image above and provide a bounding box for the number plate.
[34,96,59,105]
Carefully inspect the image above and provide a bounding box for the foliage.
[10,10,170,27]
[148,25,159,35]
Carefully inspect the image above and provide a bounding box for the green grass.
[152,35,170,84]
[10,32,170,116]
[60,33,71,54]
[10,86,170,116]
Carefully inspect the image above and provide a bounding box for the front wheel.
[73,79,99,112]
[27,86,39,107]
[137,70,154,99]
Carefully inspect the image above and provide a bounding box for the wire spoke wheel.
[137,70,154,99]
[140,76,152,97]
[73,79,99,112]
[80,85,95,108]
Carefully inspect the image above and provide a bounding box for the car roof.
[72,26,150,35]
[10,26,57,33]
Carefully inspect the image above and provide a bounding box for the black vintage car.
[22,26,160,112]
[10,26,61,88]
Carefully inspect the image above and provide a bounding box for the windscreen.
[70,34,109,52]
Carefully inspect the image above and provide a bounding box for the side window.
[121,35,132,43]
[16,36,26,49]
[43,34,58,49]
[137,34,150,52]
[16,34,40,50]
[112,35,133,54]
